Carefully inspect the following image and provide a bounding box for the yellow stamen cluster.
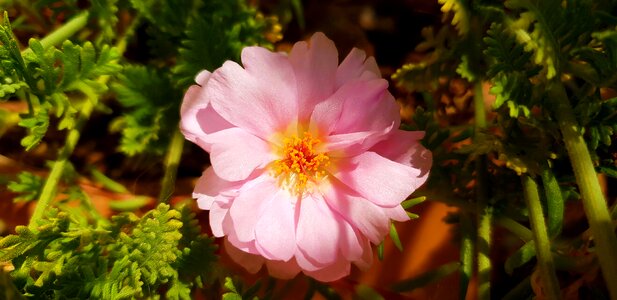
[272,132,330,195]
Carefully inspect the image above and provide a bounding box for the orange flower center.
[272,132,330,195]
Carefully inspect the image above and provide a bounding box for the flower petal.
[208,58,297,139]
[210,200,230,237]
[229,177,278,242]
[331,151,421,207]
[254,191,297,261]
[303,256,351,282]
[193,167,240,210]
[332,89,399,135]
[224,238,265,274]
[295,194,340,265]
[325,123,394,158]
[208,127,273,182]
[354,235,373,270]
[370,129,432,183]
[385,205,411,222]
[335,48,380,88]
[265,258,302,280]
[321,180,390,244]
[338,218,364,261]
[309,78,389,135]
[289,32,338,121]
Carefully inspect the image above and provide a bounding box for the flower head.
[180,32,432,282]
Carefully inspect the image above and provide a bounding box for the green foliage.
[173,0,275,89]
[438,0,470,35]
[504,0,594,79]
[7,172,43,202]
[0,204,217,299]
[1,14,121,150]
[111,65,180,156]
[484,24,538,118]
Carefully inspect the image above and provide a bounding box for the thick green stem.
[29,100,94,228]
[476,205,492,300]
[550,82,617,300]
[473,81,492,300]
[459,212,474,300]
[21,11,89,55]
[521,175,561,300]
[496,217,533,242]
[158,128,185,203]
[27,17,135,229]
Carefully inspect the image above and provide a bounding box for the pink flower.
[180,32,432,282]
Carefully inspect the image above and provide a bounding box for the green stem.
[158,128,185,203]
[29,99,94,228]
[476,205,492,300]
[459,212,474,300]
[27,16,136,229]
[550,81,617,300]
[521,175,561,300]
[21,11,89,55]
[496,217,533,242]
[473,81,492,300]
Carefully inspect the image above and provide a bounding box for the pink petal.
[180,70,212,117]
[254,191,297,261]
[332,151,421,207]
[335,48,380,88]
[208,127,273,182]
[385,205,411,222]
[325,123,394,158]
[321,180,390,244]
[332,89,399,135]
[294,246,328,272]
[229,177,278,242]
[289,32,338,121]
[180,69,238,150]
[295,194,340,265]
[338,218,363,261]
[210,200,230,237]
[193,167,239,210]
[371,130,432,182]
[224,238,265,274]
[354,235,373,270]
[195,70,211,85]
[208,58,297,139]
[309,79,389,135]
[303,256,351,282]
[227,230,261,255]
[265,258,302,280]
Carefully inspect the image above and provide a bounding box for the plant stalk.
[473,81,492,300]
[27,16,135,229]
[459,212,474,300]
[521,175,561,300]
[158,128,185,203]
[21,11,89,55]
[550,81,617,300]
[29,99,94,228]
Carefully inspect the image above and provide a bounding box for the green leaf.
[172,0,274,89]
[7,171,44,202]
[438,0,470,35]
[18,106,50,151]
[389,223,403,252]
[111,65,181,156]
[504,241,536,275]
[108,197,151,211]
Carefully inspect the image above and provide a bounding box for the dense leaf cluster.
[0,204,216,299]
